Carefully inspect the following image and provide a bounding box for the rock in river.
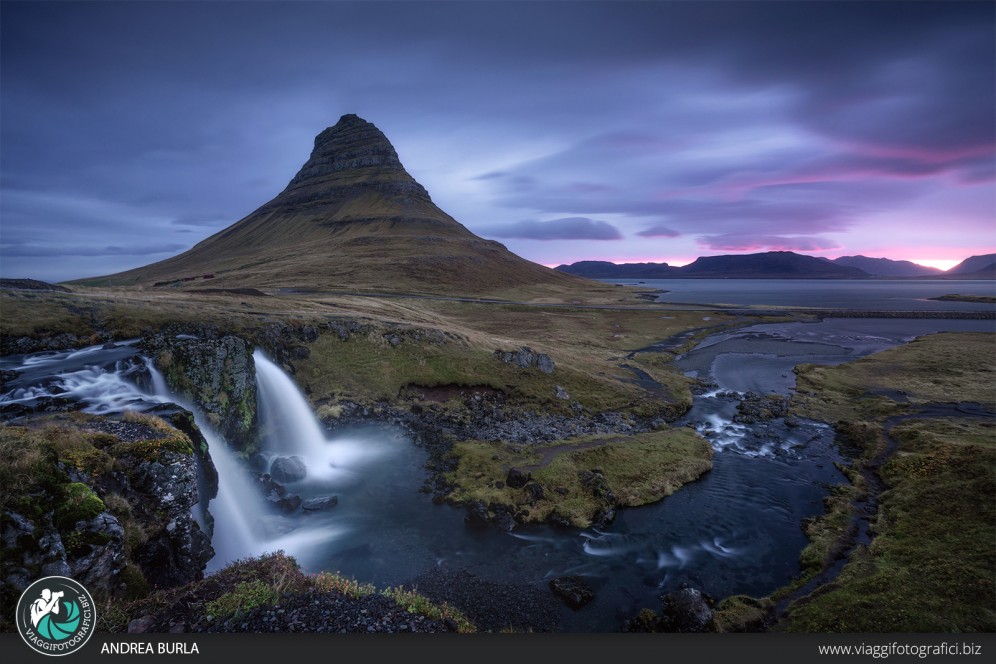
[302,495,339,511]
[270,455,307,483]
[549,576,595,609]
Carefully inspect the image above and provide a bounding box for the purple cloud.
[636,224,680,238]
[697,234,840,252]
[481,217,623,241]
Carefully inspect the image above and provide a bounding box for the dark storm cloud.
[482,218,623,241]
[2,243,187,257]
[0,1,992,280]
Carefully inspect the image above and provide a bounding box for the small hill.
[831,255,941,277]
[72,115,585,296]
[0,278,71,292]
[946,254,996,276]
[675,251,868,278]
[554,261,674,279]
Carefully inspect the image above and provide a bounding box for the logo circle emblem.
[16,576,96,656]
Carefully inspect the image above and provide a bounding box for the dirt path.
[520,436,625,471]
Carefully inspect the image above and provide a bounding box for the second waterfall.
[206,351,392,571]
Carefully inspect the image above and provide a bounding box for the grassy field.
[785,332,996,632]
[1,285,740,421]
[445,429,713,527]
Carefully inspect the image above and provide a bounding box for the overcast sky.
[2,1,994,282]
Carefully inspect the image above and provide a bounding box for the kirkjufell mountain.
[79,114,583,294]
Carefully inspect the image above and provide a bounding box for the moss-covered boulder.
[0,411,217,628]
[143,332,258,452]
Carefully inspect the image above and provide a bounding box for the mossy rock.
[55,482,105,530]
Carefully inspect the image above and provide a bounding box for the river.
[1,314,993,631]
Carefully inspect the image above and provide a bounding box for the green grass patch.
[445,429,712,527]
[312,572,376,598]
[382,586,476,633]
[713,595,774,633]
[205,580,281,621]
[55,482,105,529]
[798,482,861,575]
[793,333,995,423]
[101,552,481,632]
[928,294,996,304]
[294,330,644,414]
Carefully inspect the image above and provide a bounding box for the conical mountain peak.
[78,115,583,295]
[276,114,429,208]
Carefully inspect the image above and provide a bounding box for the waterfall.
[1,342,391,576]
[137,362,265,569]
[253,350,328,458]
[253,350,385,483]
[143,356,170,396]
[140,351,354,571]
[200,425,268,571]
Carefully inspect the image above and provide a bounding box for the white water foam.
[253,351,388,482]
[2,362,167,414]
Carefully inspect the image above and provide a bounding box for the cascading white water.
[143,356,170,397]
[253,350,385,482]
[200,424,268,571]
[253,350,328,458]
[2,363,167,414]
[134,362,263,569]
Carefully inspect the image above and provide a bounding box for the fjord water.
[603,278,996,310]
[2,312,993,631]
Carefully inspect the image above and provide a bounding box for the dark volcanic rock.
[277,113,431,209]
[405,569,560,632]
[536,354,555,374]
[302,495,339,511]
[506,467,531,488]
[734,392,790,423]
[0,278,71,292]
[69,513,126,595]
[126,448,216,588]
[548,575,595,609]
[270,456,307,483]
[1,412,216,605]
[463,501,490,529]
[660,587,715,632]
[489,504,517,532]
[524,482,545,502]
[142,332,258,452]
[494,346,555,374]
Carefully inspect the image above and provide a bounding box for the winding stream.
[1,316,992,631]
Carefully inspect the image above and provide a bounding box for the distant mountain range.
[828,255,942,277]
[946,254,996,278]
[556,251,996,280]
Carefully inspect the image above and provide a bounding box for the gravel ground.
[403,569,563,632]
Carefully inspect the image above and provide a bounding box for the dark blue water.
[600,278,996,311]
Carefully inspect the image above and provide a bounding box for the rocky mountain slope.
[75,115,584,296]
